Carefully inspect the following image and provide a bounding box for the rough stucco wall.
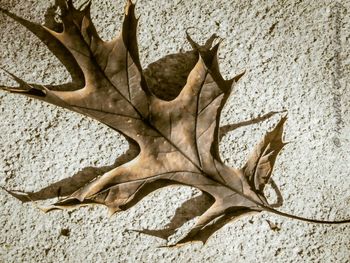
[0,0,349,262]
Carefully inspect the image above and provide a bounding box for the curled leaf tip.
[125,0,135,15]
[1,187,32,202]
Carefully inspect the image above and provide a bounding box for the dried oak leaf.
[0,0,349,246]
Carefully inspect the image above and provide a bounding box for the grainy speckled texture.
[0,0,349,262]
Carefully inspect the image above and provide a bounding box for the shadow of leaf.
[268,178,284,208]
[5,141,140,202]
[219,110,286,140]
[133,193,214,240]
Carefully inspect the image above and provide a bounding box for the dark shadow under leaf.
[219,110,286,140]
[135,193,214,240]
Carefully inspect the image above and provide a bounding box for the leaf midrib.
[65,15,274,215]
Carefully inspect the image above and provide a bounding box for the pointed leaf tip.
[228,70,245,86]
[0,187,32,202]
[125,0,135,15]
[39,206,59,213]
[0,68,47,97]
[185,28,199,50]
[204,33,219,49]
[186,29,221,52]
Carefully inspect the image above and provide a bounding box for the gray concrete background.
[0,0,349,262]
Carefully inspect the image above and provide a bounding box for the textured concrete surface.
[0,0,349,262]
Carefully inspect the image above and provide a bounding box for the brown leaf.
[1,0,349,246]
